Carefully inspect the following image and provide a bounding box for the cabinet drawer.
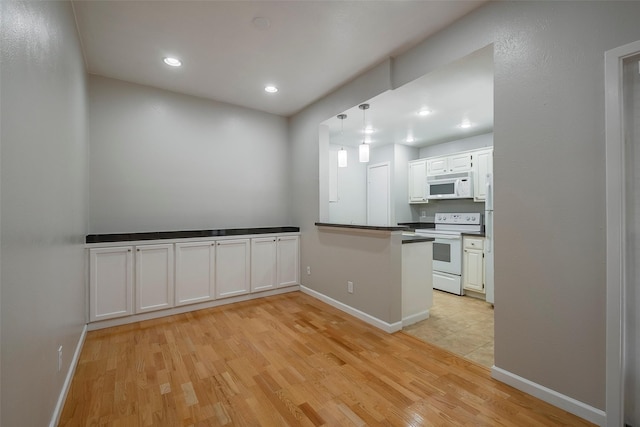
[464,237,484,250]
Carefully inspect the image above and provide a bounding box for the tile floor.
[403,290,494,367]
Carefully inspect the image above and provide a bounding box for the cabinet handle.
[127,249,131,252]
[137,249,140,252]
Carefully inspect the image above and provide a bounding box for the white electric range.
[414,213,482,295]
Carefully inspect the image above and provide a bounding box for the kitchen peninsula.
[313,223,434,331]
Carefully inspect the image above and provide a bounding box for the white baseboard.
[491,366,606,426]
[402,309,430,327]
[300,286,402,333]
[88,285,300,331]
[50,324,87,427]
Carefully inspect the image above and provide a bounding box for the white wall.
[88,76,290,234]
[0,2,87,425]
[418,132,493,158]
[291,0,640,413]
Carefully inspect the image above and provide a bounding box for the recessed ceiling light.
[163,57,182,67]
[458,119,474,129]
[265,85,278,93]
[406,136,415,143]
[364,137,372,144]
[418,109,431,116]
[364,126,375,134]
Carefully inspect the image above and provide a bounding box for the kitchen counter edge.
[86,226,300,244]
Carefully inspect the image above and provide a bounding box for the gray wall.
[0,1,87,425]
[328,144,367,224]
[88,76,290,234]
[624,52,640,426]
[291,1,640,411]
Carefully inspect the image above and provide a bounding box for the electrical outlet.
[347,281,354,294]
[58,346,63,372]
[306,266,311,275]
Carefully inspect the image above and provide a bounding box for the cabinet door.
[175,241,215,306]
[463,248,485,293]
[427,157,448,175]
[448,152,473,173]
[136,244,175,313]
[277,236,300,287]
[408,159,428,203]
[473,148,493,202]
[251,237,277,293]
[89,246,133,322]
[216,239,250,298]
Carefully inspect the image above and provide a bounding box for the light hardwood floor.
[404,290,494,367]
[59,292,593,426]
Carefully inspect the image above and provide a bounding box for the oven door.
[432,235,462,275]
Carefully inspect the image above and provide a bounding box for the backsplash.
[407,199,485,223]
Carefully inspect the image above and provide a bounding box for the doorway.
[605,40,640,427]
[367,162,390,226]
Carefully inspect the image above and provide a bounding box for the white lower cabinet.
[463,237,485,293]
[89,233,299,324]
[175,241,216,306]
[215,238,251,298]
[277,236,300,287]
[135,244,175,313]
[89,246,134,322]
[251,237,278,293]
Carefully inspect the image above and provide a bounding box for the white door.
[251,237,277,293]
[175,241,216,305]
[277,236,300,287]
[367,162,390,226]
[89,246,133,321]
[135,244,175,313]
[216,239,250,298]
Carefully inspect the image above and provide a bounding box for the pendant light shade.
[359,103,370,163]
[337,114,347,168]
[359,142,369,163]
[338,148,348,168]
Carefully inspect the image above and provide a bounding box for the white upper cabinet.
[251,237,278,293]
[215,238,251,298]
[135,244,175,313]
[426,153,472,175]
[408,159,428,203]
[277,235,300,287]
[175,241,216,306]
[473,148,493,202]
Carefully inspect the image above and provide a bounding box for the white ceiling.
[324,44,493,148]
[71,0,488,117]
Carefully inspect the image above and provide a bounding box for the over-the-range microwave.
[426,171,473,200]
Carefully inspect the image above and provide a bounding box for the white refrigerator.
[484,173,495,305]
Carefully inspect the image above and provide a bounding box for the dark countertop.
[397,222,435,230]
[401,235,435,244]
[315,222,408,231]
[86,226,300,244]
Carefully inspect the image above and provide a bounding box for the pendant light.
[358,104,370,163]
[337,114,348,168]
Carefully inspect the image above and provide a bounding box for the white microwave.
[427,171,473,199]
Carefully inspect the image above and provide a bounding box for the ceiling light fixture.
[458,119,473,129]
[337,114,348,168]
[418,109,431,116]
[264,85,278,93]
[163,57,182,67]
[406,136,415,143]
[359,104,370,163]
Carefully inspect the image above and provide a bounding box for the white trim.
[402,310,430,327]
[491,366,606,426]
[50,324,87,427]
[88,285,300,331]
[605,38,640,427]
[300,285,402,333]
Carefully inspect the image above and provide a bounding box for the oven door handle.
[420,234,461,241]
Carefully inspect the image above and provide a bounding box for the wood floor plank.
[59,292,595,426]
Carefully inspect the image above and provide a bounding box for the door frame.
[605,38,640,427]
[366,161,391,226]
